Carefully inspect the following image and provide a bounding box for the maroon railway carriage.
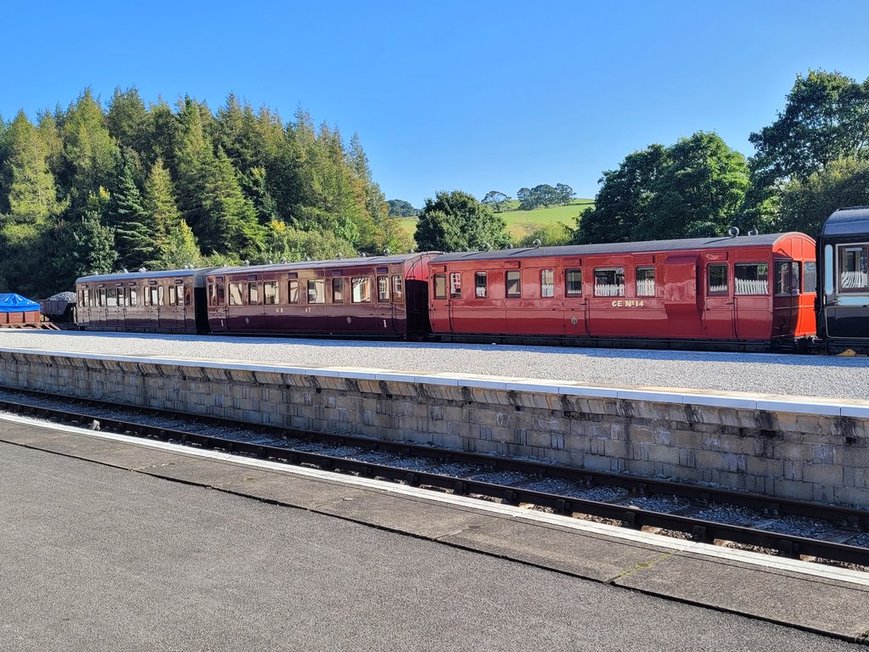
[205,253,435,337]
[429,232,817,349]
[76,268,212,333]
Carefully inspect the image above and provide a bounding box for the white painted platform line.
[1,346,868,416]
[1,412,866,588]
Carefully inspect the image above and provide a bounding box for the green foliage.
[109,152,155,270]
[634,132,749,240]
[749,70,869,187]
[516,222,573,247]
[263,219,356,262]
[415,190,510,252]
[577,134,748,243]
[481,191,510,213]
[517,183,574,210]
[387,199,419,217]
[49,191,117,286]
[575,145,666,244]
[778,157,869,236]
[59,89,120,205]
[0,111,62,219]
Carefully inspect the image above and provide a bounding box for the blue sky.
[4,1,869,207]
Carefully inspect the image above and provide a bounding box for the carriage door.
[429,268,450,334]
[209,277,227,332]
[702,259,735,339]
[563,260,588,338]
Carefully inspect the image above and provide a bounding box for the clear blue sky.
[4,0,869,208]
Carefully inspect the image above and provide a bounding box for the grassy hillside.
[396,199,593,242]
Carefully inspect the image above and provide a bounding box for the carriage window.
[449,272,462,298]
[594,268,624,297]
[228,282,243,306]
[288,280,300,304]
[804,262,817,293]
[775,261,802,296]
[540,269,555,298]
[151,287,160,306]
[392,275,403,302]
[168,286,178,306]
[377,275,390,302]
[636,267,655,297]
[248,282,260,305]
[216,284,225,306]
[506,270,521,298]
[434,274,447,299]
[775,261,791,295]
[99,289,106,306]
[351,277,371,303]
[308,279,325,304]
[264,281,279,305]
[332,278,344,303]
[708,264,728,295]
[735,263,769,295]
[119,288,128,307]
[475,272,488,298]
[565,269,582,296]
[129,288,138,306]
[838,244,869,292]
[107,288,117,307]
[158,286,165,305]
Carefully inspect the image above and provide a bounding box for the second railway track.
[0,387,867,569]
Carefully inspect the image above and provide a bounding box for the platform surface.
[0,414,867,650]
[2,329,869,401]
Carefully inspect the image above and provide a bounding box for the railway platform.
[0,414,867,649]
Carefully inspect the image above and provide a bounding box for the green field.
[397,199,593,241]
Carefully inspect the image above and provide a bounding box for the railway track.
[0,387,867,568]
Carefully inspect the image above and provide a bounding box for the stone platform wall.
[1,349,867,507]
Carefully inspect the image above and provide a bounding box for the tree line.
[0,88,412,297]
[412,70,869,253]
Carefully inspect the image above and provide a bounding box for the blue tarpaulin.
[0,293,40,313]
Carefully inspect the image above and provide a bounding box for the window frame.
[228,282,244,306]
[540,268,555,298]
[836,243,869,293]
[391,275,403,303]
[288,279,300,304]
[803,261,817,294]
[505,270,521,298]
[734,262,770,296]
[307,279,325,304]
[377,275,390,302]
[707,264,729,296]
[263,281,279,305]
[433,274,447,300]
[474,271,488,298]
[351,276,372,303]
[565,269,582,297]
[636,266,656,297]
[593,267,625,297]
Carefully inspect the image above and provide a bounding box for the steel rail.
[0,395,866,567]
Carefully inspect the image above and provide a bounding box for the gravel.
[2,330,869,400]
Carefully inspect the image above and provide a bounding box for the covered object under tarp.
[0,293,42,325]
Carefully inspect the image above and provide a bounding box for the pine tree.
[1,111,62,220]
[109,152,155,270]
[143,157,201,268]
[59,89,120,205]
[201,147,265,259]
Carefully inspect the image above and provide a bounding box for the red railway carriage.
[429,232,817,348]
[205,253,435,337]
[76,268,212,333]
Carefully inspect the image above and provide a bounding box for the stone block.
[770,478,814,502]
[801,463,843,486]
